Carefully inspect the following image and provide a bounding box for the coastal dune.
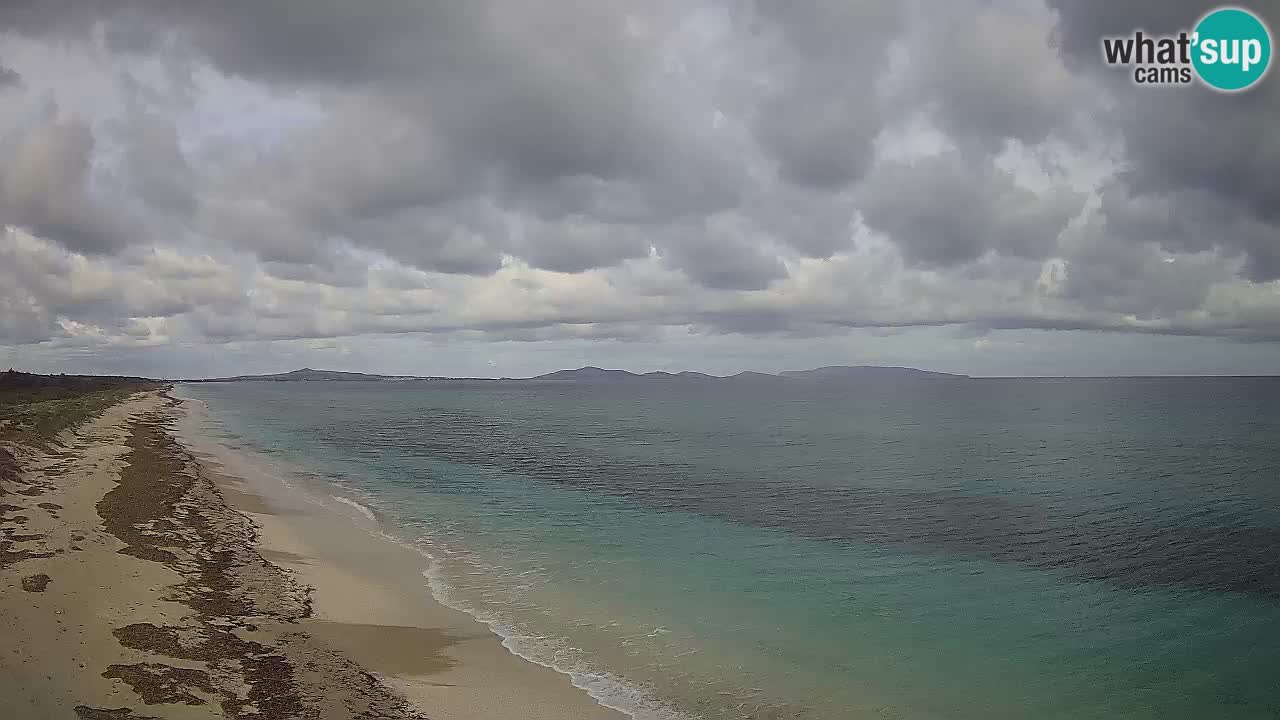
[0,388,625,719]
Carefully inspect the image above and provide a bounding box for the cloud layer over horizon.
[2,0,1279,377]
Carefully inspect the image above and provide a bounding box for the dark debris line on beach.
[1,380,147,570]
[73,707,163,720]
[86,395,428,719]
[1,387,127,574]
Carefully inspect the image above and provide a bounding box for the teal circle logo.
[1192,7,1272,91]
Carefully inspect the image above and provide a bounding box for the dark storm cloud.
[113,107,197,220]
[517,219,652,274]
[344,207,507,276]
[162,1,688,182]
[749,1,901,188]
[745,187,857,259]
[754,80,882,189]
[904,3,1076,152]
[1132,91,1280,213]
[93,1,745,279]
[1092,183,1280,281]
[0,115,138,255]
[1048,0,1205,57]
[1048,0,1280,280]
[857,152,1084,267]
[0,0,101,39]
[659,218,789,291]
[1058,210,1237,320]
[0,65,20,88]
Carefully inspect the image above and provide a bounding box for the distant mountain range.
[533,365,965,382]
[188,365,968,383]
[778,366,961,381]
[188,368,413,382]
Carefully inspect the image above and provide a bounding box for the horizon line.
[10,367,1279,382]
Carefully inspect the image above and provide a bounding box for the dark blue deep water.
[180,377,1280,719]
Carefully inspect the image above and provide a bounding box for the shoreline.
[0,388,627,719]
[174,392,631,720]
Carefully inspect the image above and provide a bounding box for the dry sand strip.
[0,389,425,719]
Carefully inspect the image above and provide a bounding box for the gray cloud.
[744,187,857,259]
[749,2,901,188]
[112,107,197,220]
[903,3,1077,152]
[1048,0,1202,58]
[517,218,652,274]
[0,114,139,254]
[754,79,882,189]
[659,216,789,291]
[1048,0,1280,280]
[0,0,1278,375]
[0,65,20,88]
[1117,88,1280,242]
[858,152,1085,267]
[1058,212,1239,320]
[107,3,743,279]
[346,208,506,276]
[0,0,102,39]
[165,2,697,181]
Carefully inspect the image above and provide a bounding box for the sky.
[1,0,1278,378]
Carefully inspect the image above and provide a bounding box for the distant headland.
[184,365,969,383]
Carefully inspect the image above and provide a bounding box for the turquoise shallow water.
[178,378,1280,719]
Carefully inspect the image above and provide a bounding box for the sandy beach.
[1,387,626,719]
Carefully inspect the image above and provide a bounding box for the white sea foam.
[328,493,378,522]
[416,553,697,720]
[332,519,690,720]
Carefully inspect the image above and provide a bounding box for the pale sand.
[0,392,214,718]
[177,400,629,720]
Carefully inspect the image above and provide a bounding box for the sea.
[175,377,1280,720]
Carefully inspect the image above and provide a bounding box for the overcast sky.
[1,0,1278,378]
